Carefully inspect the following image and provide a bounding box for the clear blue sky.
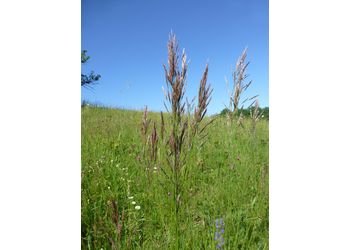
[82,0,268,115]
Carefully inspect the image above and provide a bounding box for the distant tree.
[219,106,269,120]
[261,107,269,119]
[81,50,101,87]
[220,108,230,116]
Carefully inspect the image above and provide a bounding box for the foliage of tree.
[81,50,101,87]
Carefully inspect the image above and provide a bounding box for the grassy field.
[81,106,269,249]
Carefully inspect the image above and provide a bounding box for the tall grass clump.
[163,33,189,232]
[140,32,213,246]
[163,31,212,229]
[224,48,260,175]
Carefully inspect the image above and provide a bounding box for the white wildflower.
[135,205,141,210]
[153,167,157,170]
[128,196,134,200]
[108,186,110,190]
[131,201,136,205]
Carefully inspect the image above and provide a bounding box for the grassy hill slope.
[81,107,269,249]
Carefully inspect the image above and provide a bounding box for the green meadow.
[81,106,269,249]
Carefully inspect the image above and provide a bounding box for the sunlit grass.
[81,106,268,249]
